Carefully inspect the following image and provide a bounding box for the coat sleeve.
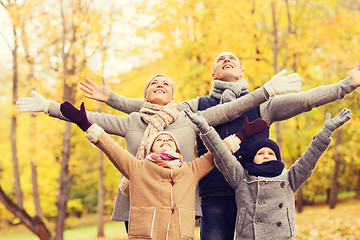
[198,87,268,127]
[199,128,244,189]
[85,124,137,179]
[260,77,356,125]
[105,91,144,114]
[48,101,130,137]
[287,128,332,192]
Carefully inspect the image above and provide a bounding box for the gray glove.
[183,103,210,134]
[322,108,352,136]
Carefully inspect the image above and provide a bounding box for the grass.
[0,198,359,240]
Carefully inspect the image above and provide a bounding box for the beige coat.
[87,124,215,239]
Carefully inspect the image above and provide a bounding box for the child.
[184,107,352,240]
[59,101,268,239]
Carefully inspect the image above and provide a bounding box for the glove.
[16,90,52,113]
[235,115,269,142]
[60,101,92,131]
[322,108,352,136]
[183,103,210,134]
[263,70,302,97]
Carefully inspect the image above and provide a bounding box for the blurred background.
[0,0,359,239]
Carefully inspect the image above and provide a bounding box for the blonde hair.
[144,74,175,97]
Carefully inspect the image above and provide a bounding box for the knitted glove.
[16,90,52,113]
[263,70,302,97]
[60,101,92,131]
[235,115,269,142]
[321,108,352,137]
[183,103,210,134]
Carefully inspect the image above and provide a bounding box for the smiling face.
[212,52,245,82]
[151,134,177,154]
[144,75,174,106]
[253,147,278,165]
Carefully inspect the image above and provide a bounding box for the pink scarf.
[145,150,183,169]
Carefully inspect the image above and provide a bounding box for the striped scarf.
[136,101,179,160]
[146,150,183,169]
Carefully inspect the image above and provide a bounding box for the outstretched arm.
[184,106,269,187]
[80,77,144,114]
[17,91,131,136]
[288,108,352,192]
[60,101,136,178]
[191,70,301,128]
[262,63,359,125]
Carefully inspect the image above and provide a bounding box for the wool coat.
[200,125,332,240]
[48,87,269,221]
[85,124,230,239]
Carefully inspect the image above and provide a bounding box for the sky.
[0,0,159,78]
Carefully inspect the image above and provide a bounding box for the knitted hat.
[144,74,175,97]
[145,131,181,157]
[246,138,281,163]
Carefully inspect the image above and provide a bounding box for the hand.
[183,103,210,133]
[16,90,51,113]
[350,62,360,87]
[324,108,352,132]
[80,77,111,102]
[235,115,269,142]
[263,70,302,97]
[60,101,92,131]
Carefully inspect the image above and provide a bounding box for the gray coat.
[48,87,269,221]
[97,76,355,221]
[200,126,332,240]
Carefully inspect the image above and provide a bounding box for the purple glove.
[236,115,269,142]
[60,101,92,131]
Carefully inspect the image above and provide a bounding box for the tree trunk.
[55,122,72,240]
[296,187,304,213]
[11,24,23,209]
[329,129,343,209]
[0,186,52,240]
[97,149,105,237]
[355,169,360,200]
[271,1,284,162]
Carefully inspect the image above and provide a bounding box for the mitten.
[263,70,302,97]
[16,90,52,113]
[120,177,130,196]
[321,108,352,137]
[60,101,92,131]
[183,103,210,134]
[235,115,269,142]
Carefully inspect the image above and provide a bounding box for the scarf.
[146,150,183,169]
[120,102,179,197]
[210,78,249,103]
[243,160,285,177]
[136,101,179,160]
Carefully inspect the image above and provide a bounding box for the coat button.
[277,221,282,227]
[280,182,286,188]
[258,200,264,205]
[279,203,283,208]
[255,219,261,224]
[260,181,266,186]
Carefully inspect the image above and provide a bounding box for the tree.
[0,0,23,210]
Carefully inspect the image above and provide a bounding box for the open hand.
[80,77,111,102]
